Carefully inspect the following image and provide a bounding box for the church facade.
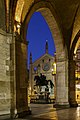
[29,41,56,99]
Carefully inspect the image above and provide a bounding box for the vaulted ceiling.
[8,0,80,52]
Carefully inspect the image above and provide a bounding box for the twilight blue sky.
[27,12,56,66]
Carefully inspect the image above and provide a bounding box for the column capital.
[14,33,29,45]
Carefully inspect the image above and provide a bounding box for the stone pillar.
[54,58,69,108]
[10,33,17,118]
[10,33,30,118]
[15,35,29,117]
[69,59,78,107]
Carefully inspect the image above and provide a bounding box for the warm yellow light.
[15,0,24,22]
[76,84,80,89]
[51,69,53,72]
[17,23,21,28]
[74,38,80,54]
[75,71,80,78]
[29,87,31,91]
[52,62,56,75]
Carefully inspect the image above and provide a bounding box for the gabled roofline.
[32,53,54,65]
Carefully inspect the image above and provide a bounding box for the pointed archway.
[22,1,69,107]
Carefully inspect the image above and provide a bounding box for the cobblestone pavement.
[1,104,80,120]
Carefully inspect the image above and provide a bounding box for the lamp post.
[52,61,56,99]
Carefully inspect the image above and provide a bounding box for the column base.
[18,110,32,118]
[69,101,78,107]
[17,107,32,118]
[53,102,70,108]
[10,107,32,118]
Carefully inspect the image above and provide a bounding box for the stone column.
[69,59,78,107]
[10,33,17,118]
[10,33,29,118]
[54,58,69,108]
[15,35,29,117]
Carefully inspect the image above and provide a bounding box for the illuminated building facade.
[29,41,56,98]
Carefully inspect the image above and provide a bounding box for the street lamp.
[51,62,56,99]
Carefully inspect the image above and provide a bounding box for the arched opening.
[27,11,56,66]
[27,11,56,105]
[23,3,69,108]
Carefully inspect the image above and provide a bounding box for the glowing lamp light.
[17,23,21,28]
[76,84,80,89]
[29,87,31,91]
[52,68,53,72]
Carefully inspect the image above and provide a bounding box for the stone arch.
[22,1,68,60]
[70,6,80,49]
[22,1,69,107]
[70,30,80,59]
[69,31,80,107]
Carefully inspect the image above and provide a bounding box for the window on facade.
[42,59,44,63]
[38,64,40,67]
[49,59,51,62]
[34,67,37,72]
